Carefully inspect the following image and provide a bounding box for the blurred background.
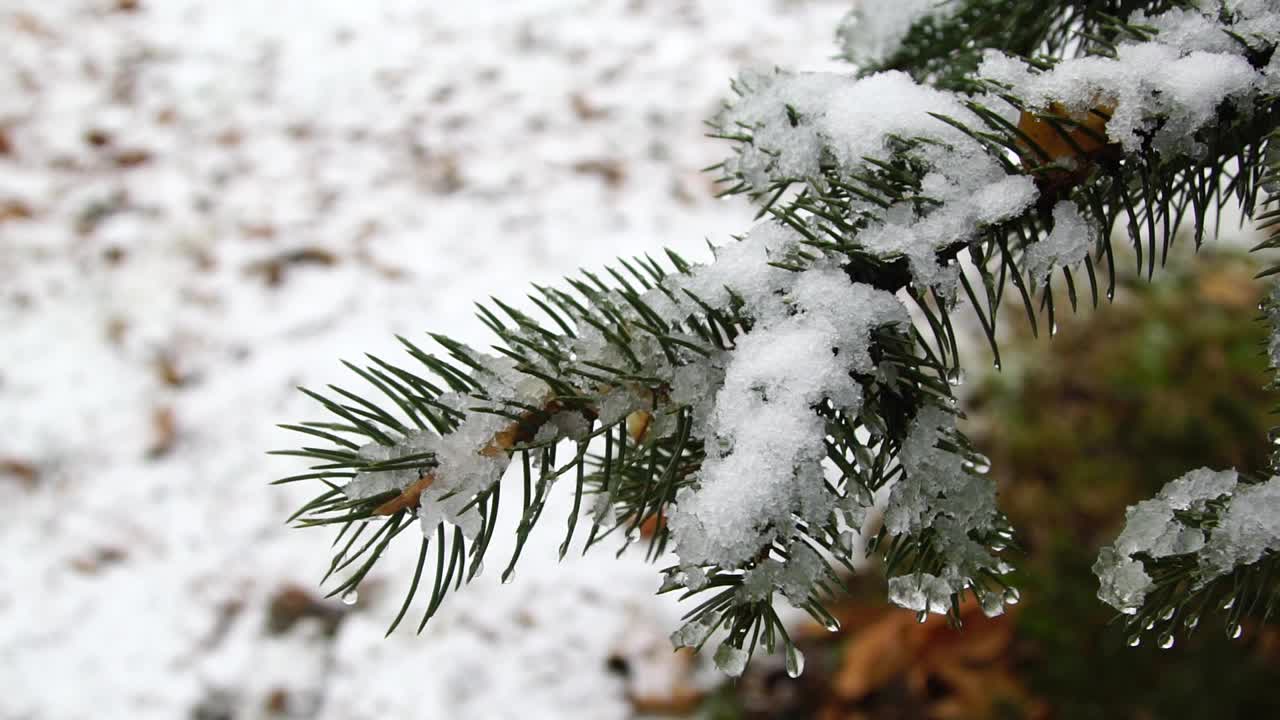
[2,1,1278,719]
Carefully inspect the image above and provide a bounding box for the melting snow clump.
[1095,468,1280,615]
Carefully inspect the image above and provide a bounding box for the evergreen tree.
[273,0,1280,676]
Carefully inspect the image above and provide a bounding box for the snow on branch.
[1094,468,1280,644]
[280,0,1280,675]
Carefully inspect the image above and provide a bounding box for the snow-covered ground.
[0,1,851,718]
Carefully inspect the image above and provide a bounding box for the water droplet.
[1050,321,1059,337]
[1159,634,1175,650]
[713,643,749,677]
[1185,615,1199,629]
[946,368,966,386]
[1106,288,1115,301]
[916,611,928,624]
[1127,634,1142,647]
[1223,598,1236,611]
[501,570,515,585]
[1003,588,1021,606]
[970,454,991,475]
[993,359,1003,371]
[785,645,806,678]
[1144,619,1155,631]
[1230,623,1243,640]
[341,589,358,606]
[1161,607,1175,621]
[823,617,841,633]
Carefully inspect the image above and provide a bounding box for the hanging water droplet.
[341,589,358,606]
[978,589,1006,617]
[970,454,991,475]
[1158,633,1175,650]
[947,368,966,386]
[1003,588,1021,606]
[916,611,928,624]
[501,569,515,585]
[1127,634,1142,647]
[993,358,1003,371]
[785,644,806,679]
[1144,619,1155,631]
[1230,623,1243,640]
[713,642,749,677]
[823,616,841,633]
[1107,288,1115,301]
[1050,321,1059,337]
[1223,597,1236,611]
[1269,428,1280,447]
[1161,607,1175,621]
[1185,615,1199,630]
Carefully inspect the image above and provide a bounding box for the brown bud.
[1016,102,1113,169]
[627,410,652,443]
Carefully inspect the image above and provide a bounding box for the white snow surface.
[0,1,851,718]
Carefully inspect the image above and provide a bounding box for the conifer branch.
[275,0,1280,674]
